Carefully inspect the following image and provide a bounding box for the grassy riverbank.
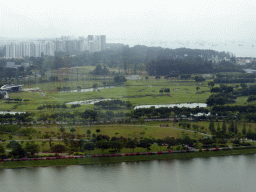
[1,148,256,169]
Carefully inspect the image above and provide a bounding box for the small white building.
[126,75,140,80]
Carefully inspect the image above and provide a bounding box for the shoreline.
[1,148,256,169]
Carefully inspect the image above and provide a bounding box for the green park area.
[1,50,256,168]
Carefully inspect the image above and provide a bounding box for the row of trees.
[94,100,133,110]
[54,133,194,155]
[1,140,40,158]
[146,57,242,76]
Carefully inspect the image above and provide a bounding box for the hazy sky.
[1,0,256,41]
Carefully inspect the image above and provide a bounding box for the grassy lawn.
[2,79,212,115]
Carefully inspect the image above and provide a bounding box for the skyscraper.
[88,35,93,41]
[100,35,106,51]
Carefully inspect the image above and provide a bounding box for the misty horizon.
[1,0,256,41]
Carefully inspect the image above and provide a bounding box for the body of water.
[109,38,256,57]
[1,154,256,192]
[0,111,25,115]
[66,99,112,105]
[244,69,256,73]
[60,86,117,93]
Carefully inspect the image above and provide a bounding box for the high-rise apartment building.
[100,35,106,51]
[4,35,106,58]
[88,35,93,41]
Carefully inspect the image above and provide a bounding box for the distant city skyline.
[4,35,106,58]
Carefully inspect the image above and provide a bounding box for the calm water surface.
[1,154,256,192]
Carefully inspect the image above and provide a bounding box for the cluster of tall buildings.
[4,35,106,58]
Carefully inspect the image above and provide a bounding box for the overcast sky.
[1,0,256,41]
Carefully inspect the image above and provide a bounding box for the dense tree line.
[213,60,243,73]
[146,57,242,76]
[214,78,254,84]
[94,100,133,110]
[90,64,109,75]
[130,106,209,119]
[0,113,34,123]
[146,57,213,76]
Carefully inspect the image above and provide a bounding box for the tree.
[125,139,138,152]
[164,88,170,93]
[138,118,145,126]
[155,75,161,80]
[179,135,194,147]
[6,140,21,149]
[156,139,163,151]
[86,129,91,135]
[229,121,235,132]
[84,143,96,154]
[92,64,109,75]
[8,141,26,158]
[51,144,66,153]
[24,141,40,156]
[0,145,5,157]
[201,137,215,146]
[234,121,238,134]
[60,127,65,133]
[222,120,227,133]
[110,140,123,152]
[92,83,98,89]
[242,123,246,135]
[164,137,176,149]
[217,122,221,132]
[96,140,109,154]
[138,138,153,151]
[209,120,215,133]
[96,129,101,134]
[196,87,200,92]
[70,128,76,133]
[194,76,205,83]
[208,81,215,89]
[12,146,26,158]
[240,83,247,88]
[247,96,256,103]
[114,75,127,84]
